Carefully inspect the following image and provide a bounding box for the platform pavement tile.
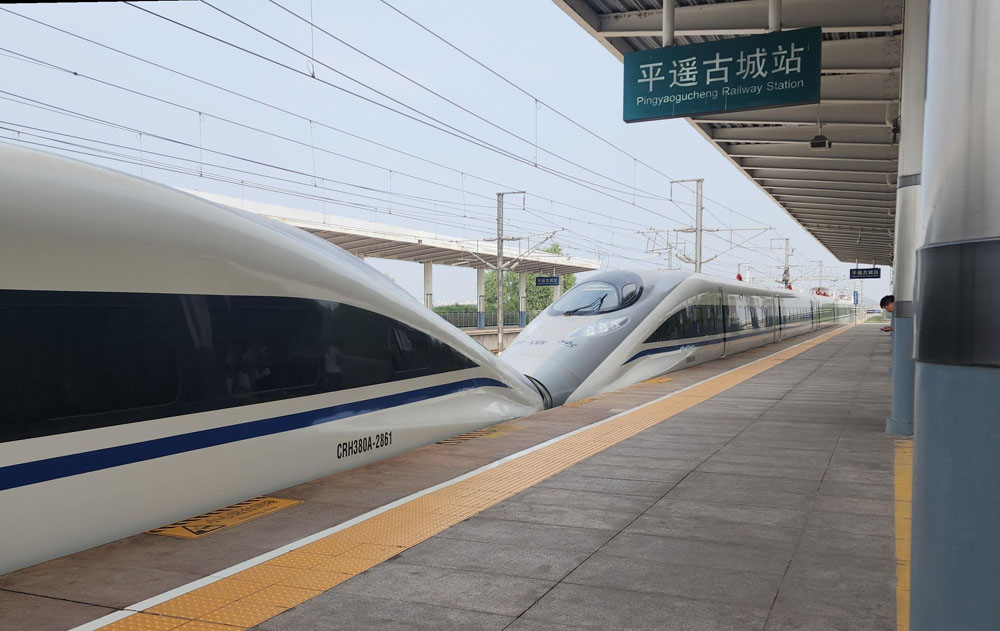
[253,591,513,631]
[0,589,116,631]
[648,498,810,529]
[477,499,640,531]
[598,532,792,576]
[681,471,821,493]
[500,618,583,631]
[520,582,768,631]
[812,495,894,517]
[704,450,831,469]
[775,552,896,620]
[665,481,814,510]
[605,441,719,457]
[581,453,706,472]
[796,529,895,560]
[763,609,895,631]
[0,560,204,610]
[510,486,659,513]
[564,463,689,483]
[333,563,554,617]
[817,479,894,500]
[826,463,893,478]
[731,437,841,451]
[275,481,410,507]
[29,535,276,581]
[805,511,895,537]
[394,536,591,581]
[198,599,288,628]
[434,516,617,553]
[564,553,783,610]
[174,621,244,631]
[534,472,676,497]
[694,460,828,481]
[625,513,801,550]
[626,431,730,446]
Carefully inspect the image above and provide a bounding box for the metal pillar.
[694,179,703,273]
[661,0,674,47]
[496,195,504,350]
[518,271,527,327]
[476,267,485,329]
[423,262,433,309]
[911,1,1000,629]
[768,0,782,32]
[886,0,928,437]
[552,270,562,301]
[493,191,523,351]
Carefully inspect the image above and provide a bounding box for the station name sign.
[624,27,822,123]
[850,268,881,279]
[535,276,560,287]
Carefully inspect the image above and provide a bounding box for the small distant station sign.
[623,27,822,123]
[535,276,560,287]
[853,291,859,305]
[850,268,882,280]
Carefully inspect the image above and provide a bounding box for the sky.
[0,0,891,308]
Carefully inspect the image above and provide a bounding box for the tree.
[484,243,577,312]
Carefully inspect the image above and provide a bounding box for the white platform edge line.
[69,326,845,631]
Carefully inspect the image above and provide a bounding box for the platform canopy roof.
[554,0,902,265]
[190,191,601,276]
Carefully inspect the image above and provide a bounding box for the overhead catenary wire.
[0,119,655,264]
[124,1,694,227]
[0,48,660,242]
[0,28,689,238]
[0,6,792,271]
[0,5,771,253]
[374,0,768,228]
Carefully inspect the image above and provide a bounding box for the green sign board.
[624,27,822,123]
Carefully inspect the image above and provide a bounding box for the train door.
[719,289,728,357]
[774,296,782,342]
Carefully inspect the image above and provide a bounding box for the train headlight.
[567,316,630,338]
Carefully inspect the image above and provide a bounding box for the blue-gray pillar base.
[886,316,915,436]
[911,361,1000,631]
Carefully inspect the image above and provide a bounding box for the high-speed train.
[502,269,853,406]
[0,144,543,574]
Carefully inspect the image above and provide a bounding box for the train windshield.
[552,281,620,315]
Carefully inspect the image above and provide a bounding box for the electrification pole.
[668,178,706,272]
[695,179,703,273]
[494,191,524,352]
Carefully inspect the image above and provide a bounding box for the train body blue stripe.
[624,327,791,364]
[0,377,507,492]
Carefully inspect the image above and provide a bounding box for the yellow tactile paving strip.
[98,326,851,631]
[894,439,913,631]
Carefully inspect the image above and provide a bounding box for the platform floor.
[0,325,902,631]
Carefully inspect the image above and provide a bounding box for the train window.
[0,290,478,443]
[210,296,322,397]
[0,292,181,440]
[645,309,686,343]
[621,282,638,303]
[551,281,620,315]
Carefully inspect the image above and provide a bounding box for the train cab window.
[552,272,643,316]
[621,282,638,303]
[552,281,620,315]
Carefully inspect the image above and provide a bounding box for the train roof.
[0,143,538,381]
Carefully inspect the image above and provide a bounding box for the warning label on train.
[147,496,302,539]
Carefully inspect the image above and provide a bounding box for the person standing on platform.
[880,295,894,332]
